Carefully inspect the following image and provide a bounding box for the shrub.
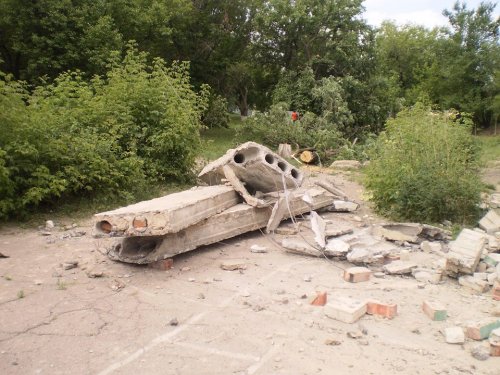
[201,90,230,128]
[236,102,347,163]
[0,44,204,219]
[364,105,481,224]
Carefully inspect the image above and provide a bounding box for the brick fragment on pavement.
[366,300,397,319]
[343,267,371,283]
[422,300,447,321]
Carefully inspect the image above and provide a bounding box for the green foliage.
[201,89,230,128]
[237,102,347,163]
[365,105,481,224]
[0,44,204,219]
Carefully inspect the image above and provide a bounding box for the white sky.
[363,0,500,28]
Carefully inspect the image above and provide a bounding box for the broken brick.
[311,291,327,306]
[422,300,447,321]
[493,282,500,301]
[343,267,371,283]
[148,258,174,271]
[366,301,397,319]
[491,342,500,357]
[466,320,500,340]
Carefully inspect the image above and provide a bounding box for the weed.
[4,275,12,281]
[17,290,24,299]
[56,279,67,290]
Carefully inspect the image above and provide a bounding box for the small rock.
[358,339,369,346]
[303,275,312,282]
[240,291,251,297]
[63,261,78,270]
[87,270,104,278]
[471,345,489,361]
[180,267,191,272]
[45,220,55,229]
[347,330,363,339]
[188,278,195,282]
[169,318,179,326]
[324,339,342,346]
[444,326,465,344]
[221,259,246,271]
[109,279,125,291]
[34,280,43,285]
[250,244,268,253]
[197,293,205,299]
[373,272,385,278]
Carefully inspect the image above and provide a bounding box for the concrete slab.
[446,229,486,277]
[94,185,240,236]
[109,188,334,263]
[479,209,500,234]
[198,141,303,192]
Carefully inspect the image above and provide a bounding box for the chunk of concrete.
[479,209,500,234]
[446,229,486,277]
[95,185,240,236]
[221,259,247,271]
[383,260,418,275]
[109,187,334,264]
[266,195,289,233]
[373,223,422,243]
[310,211,326,248]
[324,296,367,323]
[325,239,351,257]
[444,326,465,344]
[327,200,359,212]
[198,141,303,192]
[459,276,489,293]
[421,241,442,253]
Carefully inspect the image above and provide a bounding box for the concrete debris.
[422,300,447,321]
[383,260,418,275]
[250,244,268,253]
[420,241,442,254]
[62,261,78,270]
[221,259,247,271]
[325,239,351,257]
[489,193,500,208]
[282,238,323,257]
[446,229,486,277]
[314,180,347,199]
[325,226,353,238]
[45,220,55,229]
[458,276,489,293]
[109,187,334,264]
[266,195,289,232]
[199,141,303,192]
[95,185,240,237]
[412,268,443,284]
[325,297,367,324]
[478,209,500,234]
[330,160,361,170]
[275,225,299,235]
[222,165,268,208]
[471,345,490,361]
[443,326,465,344]
[374,223,423,243]
[326,200,359,212]
[310,211,326,248]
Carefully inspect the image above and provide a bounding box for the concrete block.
[324,297,367,324]
[444,326,465,344]
[366,301,397,319]
[383,260,418,275]
[109,187,334,264]
[422,300,447,321]
[373,223,422,243]
[95,185,240,236]
[479,209,500,234]
[446,229,486,277]
[343,267,371,283]
[328,200,359,212]
[466,320,500,340]
[459,275,490,293]
[324,239,350,257]
[198,141,303,192]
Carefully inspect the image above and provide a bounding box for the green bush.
[364,105,481,224]
[236,102,347,163]
[0,44,204,219]
[201,90,230,128]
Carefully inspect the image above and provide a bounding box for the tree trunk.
[238,87,248,117]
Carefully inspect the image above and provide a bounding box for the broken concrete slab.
[95,185,240,237]
[330,160,361,170]
[446,229,486,277]
[324,239,351,257]
[310,211,326,248]
[282,238,323,257]
[325,226,353,238]
[479,209,500,234]
[266,195,289,233]
[326,200,359,212]
[383,260,418,275]
[109,187,334,264]
[314,180,347,199]
[458,276,489,293]
[198,141,303,192]
[373,223,422,243]
[222,165,268,208]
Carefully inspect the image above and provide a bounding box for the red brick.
[311,291,327,306]
[148,258,173,271]
[493,282,500,301]
[491,342,500,357]
[343,267,371,283]
[366,300,397,319]
[422,300,447,321]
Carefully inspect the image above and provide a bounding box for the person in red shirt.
[291,111,298,121]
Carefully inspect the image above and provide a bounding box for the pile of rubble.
[93,141,500,359]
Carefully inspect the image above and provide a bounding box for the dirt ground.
[1,169,499,375]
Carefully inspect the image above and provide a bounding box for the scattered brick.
[493,282,500,301]
[490,342,500,357]
[466,320,500,340]
[311,291,327,306]
[148,258,174,271]
[459,275,489,293]
[343,267,371,283]
[422,300,447,321]
[366,300,397,319]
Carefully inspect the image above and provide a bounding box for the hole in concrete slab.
[119,236,162,260]
[234,153,245,164]
[96,221,112,234]
[291,169,299,179]
[277,161,287,172]
[265,154,275,164]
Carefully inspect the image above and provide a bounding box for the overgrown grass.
[199,114,242,160]
[476,135,500,165]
